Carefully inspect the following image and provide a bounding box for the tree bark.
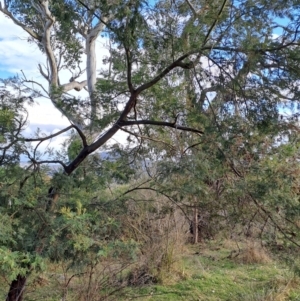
[193,206,198,244]
[85,19,109,123]
[6,274,27,301]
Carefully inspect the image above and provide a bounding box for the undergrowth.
[3,239,298,301]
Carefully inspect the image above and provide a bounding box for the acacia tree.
[1,0,300,299]
[0,94,135,300]
[143,114,300,244]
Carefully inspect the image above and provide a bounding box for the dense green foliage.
[1,0,300,299]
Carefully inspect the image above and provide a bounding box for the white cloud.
[0,13,25,38]
[0,16,45,74]
[0,13,128,155]
[0,14,71,152]
[25,100,69,127]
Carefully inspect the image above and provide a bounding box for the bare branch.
[31,158,68,170]
[77,0,110,27]
[119,119,204,134]
[202,0,229,45]
[38,64,50,81]
[69,65,86,82]
[20,77,49,97]
[62,80,88,92]
[134,45,246,94]
[23,125,73,142]
[0,3,42,41]
[123,186,190,220]
[182,141,203,155]
[185,0,197,15]
[101,88,204,170]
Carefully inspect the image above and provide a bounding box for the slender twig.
[119,120,204,134]
[248,192,300,247]
[120,127,176,150]
[31,159,67,170]
[22,125,73,142]
[202,0,229,45]
[122,186,190,220]
[182,141,203,155]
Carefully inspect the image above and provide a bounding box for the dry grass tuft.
[268,276,300,301]
[237,241,272,264]
[222,238,241,250]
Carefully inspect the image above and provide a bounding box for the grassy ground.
[118,240,300,301]
[1,239,300,300]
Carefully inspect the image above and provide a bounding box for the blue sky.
[0,13,73,154]
[0,69,13,78]
[0,13,128,152]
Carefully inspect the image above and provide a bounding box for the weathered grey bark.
[86,21,106,123]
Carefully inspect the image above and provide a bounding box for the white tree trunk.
[86,37,97,122]
[85,18,110,123]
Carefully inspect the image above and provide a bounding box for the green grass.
[1,240,300,301]
[117,242,300,301]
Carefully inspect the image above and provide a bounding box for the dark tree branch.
[125,47,134,93]
[202,0,229,45]
[123,186,190,220]
[64,123,120,174]
[118,120,204,134]
[61,23,297,177]
[77,0,109,27]
[135,55,197,94]
[134,44,269,95]
[182,141,203,155]
[71,124,88,147]
[31,159,67,170]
